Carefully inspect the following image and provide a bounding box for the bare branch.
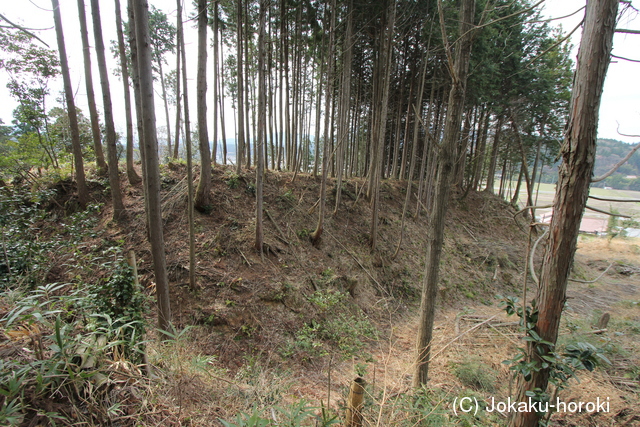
[569,262,614,283]
[526,19,584,69]
[453,0,546,49]
[529,228,548,286]
[531,6,585,23]
[612,54,640,63]
[585,205,632,218]
[616,129,640,138]
[589,195,640,203]
[0,13,50,47]
[615,28,640,34]
[514,204,554,219]
[437,0,456,81]
[591,141,640,182]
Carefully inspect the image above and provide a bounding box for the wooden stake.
[346,377,366,427]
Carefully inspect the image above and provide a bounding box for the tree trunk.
[471,109,490,191]
[218,30,228,165]
[312,40,325,177]
[334,0,353,214]
[510,160,524,206]
[484,114,503,193]
[194,0,212,212]
[212,0,219,165]
[255,0,266,255]
[131,0,172,334]
[414,0,475,387]
[310,0,336,246]
[52,0,88,208]
[177,0,196,291]
[157,59,172,159]
[115,0,142,186]
[393,52,428,258]
[244,0,252,170]
[76,0,108,176]
[173,24,181,160]
[369,0,395,251]
[509,1,618,425]
[127,0,149,217]
[90,0,125,221]
[236,0,246,173]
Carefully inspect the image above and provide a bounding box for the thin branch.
[0,13,50,47]
[529,228,548,286]
[27,0,53,11]
[589,195,640,203]
[612,54,640,63]
[569,262,614,283]
[325,228,387,295]
[467,0,545,34]
[592,141,640,182]
[616,129,640,138]
[531,6,586,23]
[585,205,631,218]
[413,104,441,149]
[437,0,456,81]
[615,28,640,34]
[506,18,583,79]
[430,315,498,361]
[514,204,554,219]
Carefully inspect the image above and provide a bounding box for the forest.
[1,0,639,426]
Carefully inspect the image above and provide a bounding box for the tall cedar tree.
[51,0,88,208]
[131,0,172,333]
[115,0,142,186]
[90,0,125,220]
[310,0,336,246]
[76,0,108,176]
[177,0,196,290]
[414,0,476,387]
[510,1,619,425]
[255,0,266,255]
[194,0,212,211]
[236,0,246,173]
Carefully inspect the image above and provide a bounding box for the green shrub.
[452,357,499,392]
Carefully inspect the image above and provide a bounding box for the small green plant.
[220,408,271,427]
[452,357,498,392]
[277,189,296,205]
[500,295,611,412]
[220,401,340,427]
[307,289,345,311]
[86,254,148,362]
[226,173,240,189]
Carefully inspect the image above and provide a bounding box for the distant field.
[497,182,640,223]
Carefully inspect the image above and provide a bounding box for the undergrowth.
[0,186,151,426]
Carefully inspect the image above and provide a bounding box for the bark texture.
[131,0,172,333]
[509,1,618,425]
[194,0,212,211]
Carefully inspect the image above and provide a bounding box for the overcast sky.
[1,0,639,145]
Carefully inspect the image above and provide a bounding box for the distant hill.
[593,139,640,190]
[539,138,640,190]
